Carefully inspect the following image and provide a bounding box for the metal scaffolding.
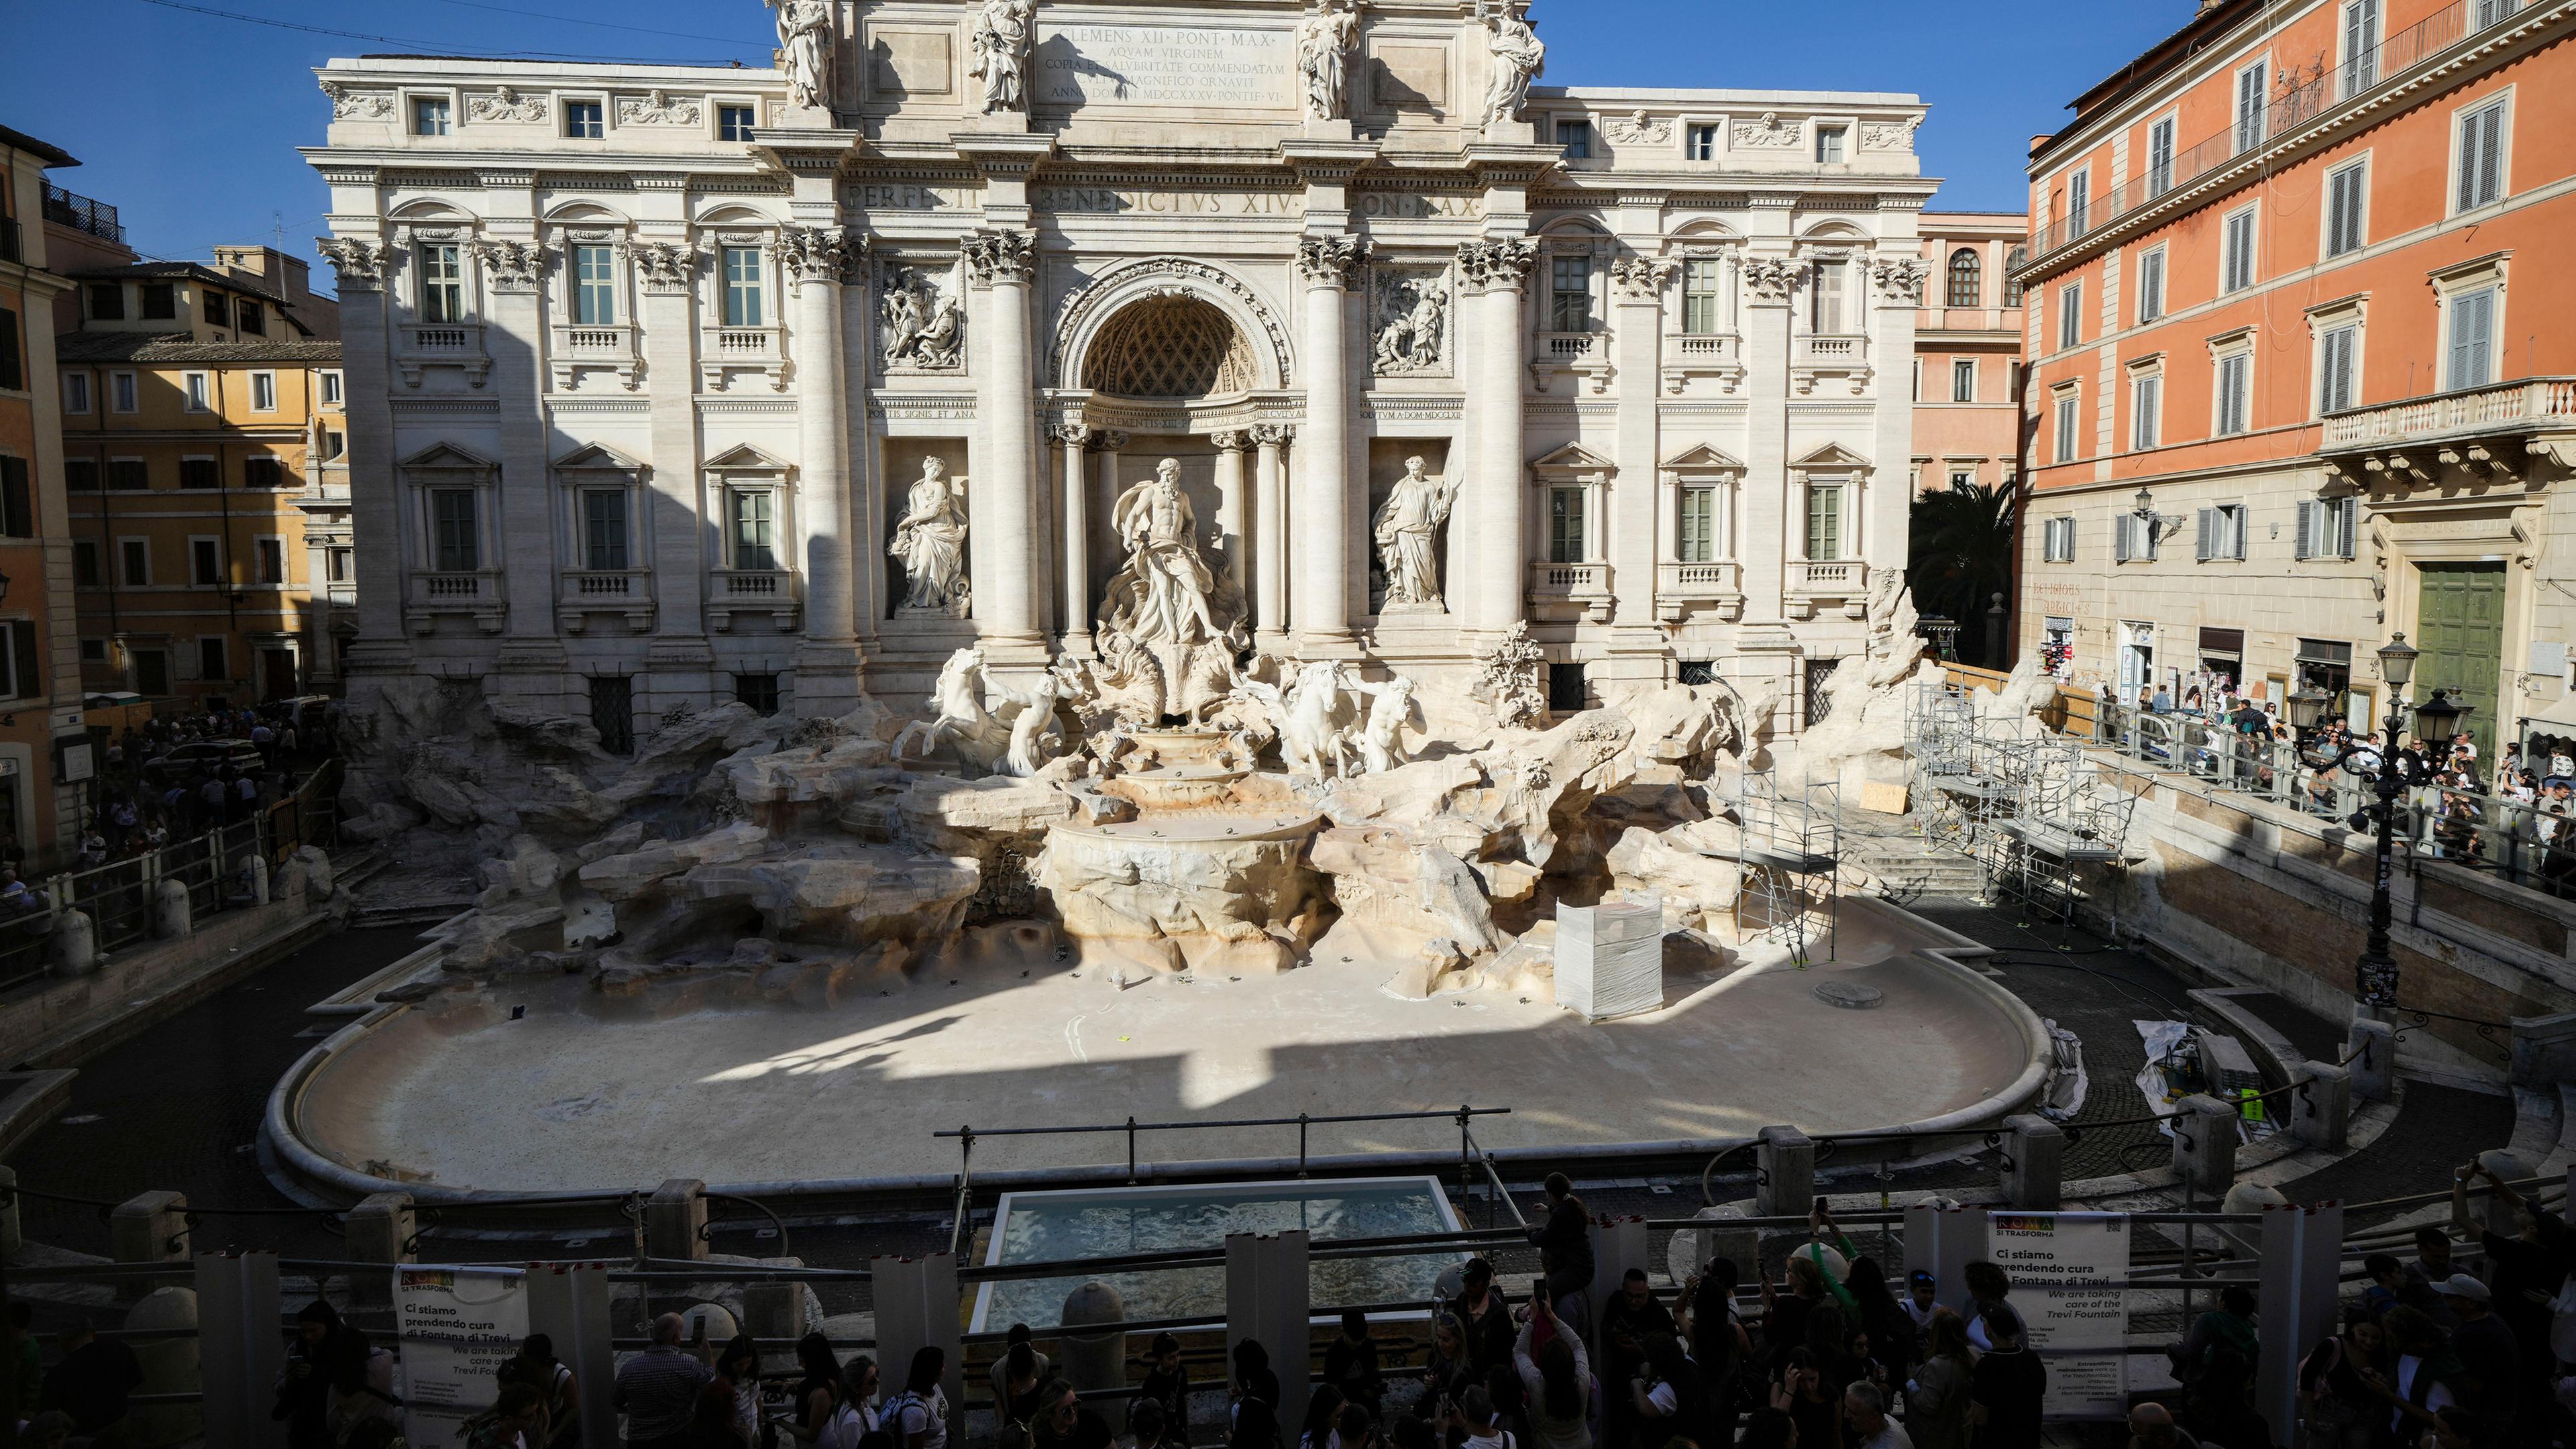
[1724,765,1842,967]
[1907,678,2139,928]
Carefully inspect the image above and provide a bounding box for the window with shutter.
[2114,516,2135,564]
[2448,287,2496,389]
[2336,498,2357,558]
[0,308,19,392]
[2296,500,2320,559]
[2457,101,2506,211]
[0,457,27,539]
[2343,1,2381,95]
[8,621,36,702]
[2147,117,2176,196]
[2196,508,2216,562]
[2327,164,2367,257]
[2137,248,2165,323]
[2132,376,2161,451]
[2237,60,2269,152]
[2319,324,2359,414]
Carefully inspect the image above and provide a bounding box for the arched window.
[2002,245,2029,307]
[1945,248,1982,307]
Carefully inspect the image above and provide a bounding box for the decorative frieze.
[466,88,549,123]
[618,91,703,126]
[318,81,393,121]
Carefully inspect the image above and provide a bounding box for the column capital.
[317,237,386,292]
[1094,429,1130,451]
[472,237,555,294]
[1050,421,1093,447]
[632,241,704,294]
[1610,255,1677,303]
[1741,254,1801,307]
[963,227,1038,287]
[1868,256,1930,305]
[1295,234,1368,288]
[1210,429,1252,453]
[1457,236,1538,292]
[782,225,857,286]
[1248,423,1295,447]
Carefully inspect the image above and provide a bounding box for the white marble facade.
[307,0,1931,727]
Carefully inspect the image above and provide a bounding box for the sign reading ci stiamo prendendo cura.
[1987,1212,2128,1419]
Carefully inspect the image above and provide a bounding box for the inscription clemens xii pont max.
[1036,23,1291,108]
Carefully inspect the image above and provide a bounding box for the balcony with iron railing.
[41,182,121,244]
[2023,0,2531,266]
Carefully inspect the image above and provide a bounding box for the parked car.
[140,740,266,786]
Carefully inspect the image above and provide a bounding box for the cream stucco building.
[307,0,1931,743]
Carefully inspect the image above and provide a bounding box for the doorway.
[2118,621,2155,704]
[260,648,298,700]
[2415,561,2506,757]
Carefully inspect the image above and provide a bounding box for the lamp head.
[2377,633,2419,688]
[2286,688,2330,731]
[2413,688,2469,742]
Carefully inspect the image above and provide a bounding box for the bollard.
[2169,1094,2240,1197]
[127,1285,203,1448]
[2345,1019,2394,1103]
[2289,1060,2352,1152]
[1999,1114,2065,1210]
[346,1192,415,1309]
[151,877,191,939]
[50,909,95,977]
[1059,1281,1128,1394]
[111,1191,191,1269]
[743,1283,802,1357]
[1753,1126,1815,1219]
[235,853,271,907]
[646,1179,708,1263]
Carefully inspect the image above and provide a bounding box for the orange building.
[0,126,112,867]
[2017,0,2576,753]
[1912,211,2028,496]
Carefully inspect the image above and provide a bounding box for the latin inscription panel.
[1034,23,1295,110]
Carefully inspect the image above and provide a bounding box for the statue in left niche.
[969,0,1038,115]
[771,0,835,111]
[890,456,970,615]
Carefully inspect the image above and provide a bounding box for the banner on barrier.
[1988,1211,2127,1419]
[396,1266,529,1446]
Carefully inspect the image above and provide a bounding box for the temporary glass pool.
[971,1176,1461,1332]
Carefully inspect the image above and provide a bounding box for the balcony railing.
[405,570,505,633]
[720,570,789,595]
[2025,0,2522,264]
[2320,377,2576,451]
[549,323,639,389]
[702,326,788,391]
[708,568,800,630]
[1656,559,1741,596]
[397,323,490,388]
[1529,559,1610,595]
[1536,331,1601,361]
[1796,334,1866,364]
[41,183,121,243]
[1787,558,1866,594]
[421,573,482,598]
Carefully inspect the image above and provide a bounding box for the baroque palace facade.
[307,0,1931,737]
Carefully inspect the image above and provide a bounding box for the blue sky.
[7,0,2189,284]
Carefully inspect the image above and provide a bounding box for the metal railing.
[2088,699,2576,894]
[2025,0,2523,264]
[43,759,339,958]
[41,182,121,243]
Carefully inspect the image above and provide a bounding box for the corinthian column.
[1210,430,1250,601]
[1249,424,1292,651]
[1294,234,1364,651]
[1458,237,1538,636]
[965,227,1041,657]
[1609,255,1676,633]
[316,239,405,667]
[784,225,859,712]
[1053,421,1093,655]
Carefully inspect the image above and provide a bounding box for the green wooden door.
[2415,561,2507,758]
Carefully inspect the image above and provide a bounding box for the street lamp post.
[2308,633,2471,1012]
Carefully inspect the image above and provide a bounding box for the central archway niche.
[1070,290,1270,623]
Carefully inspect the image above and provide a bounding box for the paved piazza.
[287,906,2042,1192]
